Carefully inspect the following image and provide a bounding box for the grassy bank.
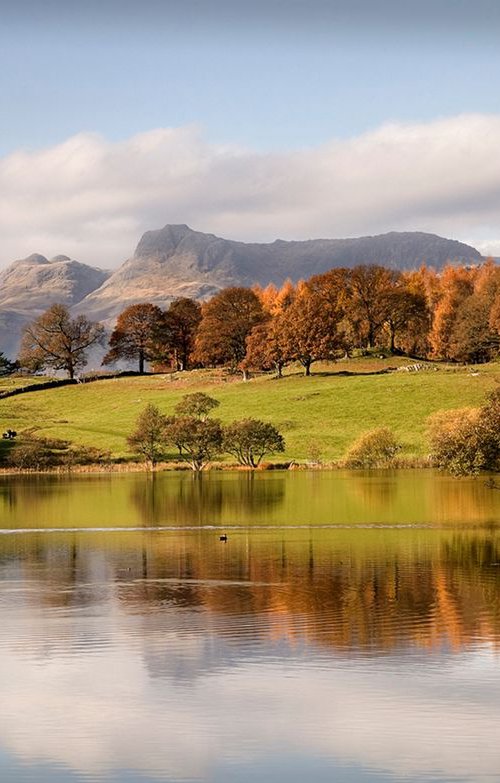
[0,357,498,464]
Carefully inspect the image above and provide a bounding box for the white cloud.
[2,114,500,269]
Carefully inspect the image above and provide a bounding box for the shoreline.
[0,456,432,476]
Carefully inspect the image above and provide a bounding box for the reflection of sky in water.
[1,572,500,782]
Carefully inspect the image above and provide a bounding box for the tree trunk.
[389,325,396,353]
[367,326,375,349]
[304,360,311,376]
[139,352,145,374]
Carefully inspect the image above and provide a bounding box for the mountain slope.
[76,225,483,324]
[0,227,484,357]
[0,254,109,357]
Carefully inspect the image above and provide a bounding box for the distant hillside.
[75,225,483,324]
[0,254,109,358]
[0,226,483,358]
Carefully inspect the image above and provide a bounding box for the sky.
[1,0,500,268]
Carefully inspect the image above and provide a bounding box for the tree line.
[13,259,500,378]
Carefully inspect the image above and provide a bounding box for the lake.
[0,470,499,782]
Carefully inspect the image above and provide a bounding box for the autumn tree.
[164,416,223,471]
[103,303,164,374]
[346,265,400,348]
[223,419,285,467]
[475,259,500,349]
[18,304,104,379]
[279,280,344,375]
[174,392,220,420]
[255,279,295,316]
[383,287,430,354]
[448,294,500,363]
[193,287,265,371]
[127,403,168,469]
[428,265,475,359]
[161,298,202,370]
[243,319,290,377]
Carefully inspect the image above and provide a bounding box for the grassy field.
[0,375,56,393]
[0,358,498,463]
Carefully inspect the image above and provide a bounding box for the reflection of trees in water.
[2,530,500,654]
[114,532,500,654]
[343,471,400,513]
[0,475,65,518]
[430,477,500,524]
[0,482,17,512]
[130,472,286,526]
[0,534,111,609]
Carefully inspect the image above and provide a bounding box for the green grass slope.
[0,359,498,463]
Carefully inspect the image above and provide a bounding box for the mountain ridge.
[0,226,484,359]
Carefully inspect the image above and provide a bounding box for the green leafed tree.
[164,416,223,471]
[174,392,220,420]
[18,304,104,379]
[222,418,285,468]
[0,352,17,376]
[127,403,168,468]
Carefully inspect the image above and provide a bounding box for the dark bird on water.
[219,534,228,542]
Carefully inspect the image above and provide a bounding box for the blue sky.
[2,0,500,154]
[1,1,500,266]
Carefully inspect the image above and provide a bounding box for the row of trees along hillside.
[14,260,500,378]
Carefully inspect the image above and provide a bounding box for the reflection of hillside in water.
[130,472,287,526]
[2,529,499,656]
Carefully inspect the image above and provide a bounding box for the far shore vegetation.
[2,260,500,474]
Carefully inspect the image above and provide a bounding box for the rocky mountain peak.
[14,253,49,266]
[134,224,216,259]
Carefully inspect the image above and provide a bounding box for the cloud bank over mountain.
[2,113,500,269]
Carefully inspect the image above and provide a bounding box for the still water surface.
[0,470,499,783]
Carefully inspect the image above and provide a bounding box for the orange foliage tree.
[193,287,265,371]
[103,303,164,374]
[279,280,345,375]
[346,265,400,348]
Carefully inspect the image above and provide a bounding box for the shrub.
[62,445,112,467]
[6,435,112,470]
[343,427,402,468]
[222,419,285,468]
[427,408,483,475]
[427,390,500,475]
[6,437,67,469]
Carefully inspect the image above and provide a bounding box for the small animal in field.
[219,534,228,542]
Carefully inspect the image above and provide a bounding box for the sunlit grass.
[0,357,498,462]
